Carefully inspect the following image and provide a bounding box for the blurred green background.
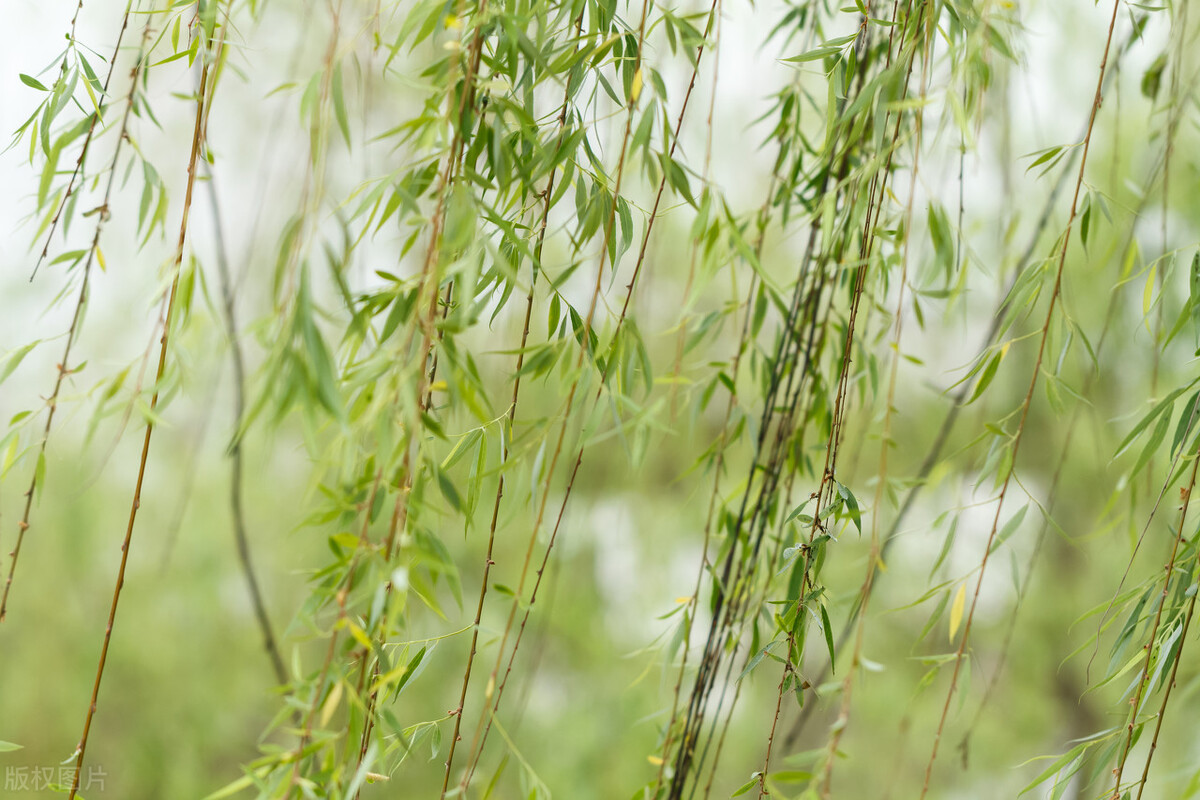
[3,0,1200,798]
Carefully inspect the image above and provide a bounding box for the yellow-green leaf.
[949,584,966,642]
[1142,262,1156,331]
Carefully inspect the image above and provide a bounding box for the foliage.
[3,0,1200,798]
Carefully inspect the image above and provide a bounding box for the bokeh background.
[3,0,1200,798]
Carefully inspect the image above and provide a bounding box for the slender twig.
[782,8,1149,750]
[1112,446,1200,799]
[917,0,1121,793]
[437,17,584,796]
[67,19,222,800]
[458,3,722,787]
[1,3,136,623]
[27,0,126,284]
[205,161,289,687]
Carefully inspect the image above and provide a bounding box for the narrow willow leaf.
[820,604,836,673]
[1130,412,1171,478]
[437,470,463,512]
[1113,383,1194,460]
[1024,144,1065,173]
[201,773,258,800]
[967,343,1008,405]
[1017,740,1092,796]
[835,482,862,535]
[18,73,47,91]
[928,516,959,579]
[989,505,1028,555]
[948,584,966,642]
[1142,262,1157,326]
[782,46,840,63]
[1170,391,1200,459]
[928,204,954,277]
[1,341,41,384]
[333,62,351,147]
[1190,252,1200,334]
[731,774,761,796]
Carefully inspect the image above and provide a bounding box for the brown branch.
[781,8,1149,753]
[27,0,110,283]
[1133,534,1200,798]
[67,21,221,799]
[457,2,722,788]
[437,16,584,795]
[917,0,1122,793]
[1112,445,1200,798]
[821,7,931,794]
[350,0,498,784]
[1,4,136,623]
[204,160,288,687]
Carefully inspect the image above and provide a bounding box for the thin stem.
[1,4,136,623]
[205,160,288,687]
[437,19,583,795]
[918,0,1121,793]
[67,21,221,799]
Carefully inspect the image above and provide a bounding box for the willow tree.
[2,0,1199,798]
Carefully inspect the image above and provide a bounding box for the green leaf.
[437,470,463,512]
[1189,252,1200,334]
[333,62,352,147]
[1141,53,1166,100]
[928,205,955,277]
[1,341,40,384]
[1024,145,1065,173]
[1112,383,1194,460]
[731,774,761,796]
[1170,391,1200,459]
[1018,741,1093,795]
[1131,411,1171,478]
[201,773,256,800]
[967,344,1008,405]
[19,73,47,91]
[820,604,836,674]
[782,46,840,63]
[835,482,862,535]
[443,185,476,253]
[989,505,1028,554]
[736,643,776,683]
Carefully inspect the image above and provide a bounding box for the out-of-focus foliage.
[2,0,1200,799]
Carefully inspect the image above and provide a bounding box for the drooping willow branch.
[346,0,506,784]
[477,0,728,771]
[917,0,1124,792]
[957,118,1183,767]
[26,0,126,284]
[820,3,935,793]
[438,15,585,796]
[663,6,927,794]
[0,3,135,624]
[67,13,226,800]
[781,9,1150,750]
[204,160,289,687]
[457,0,659,788]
